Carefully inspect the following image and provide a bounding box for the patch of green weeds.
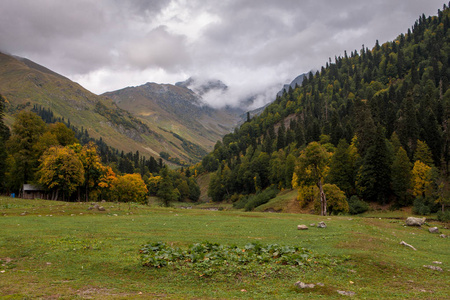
[140,241,348,278]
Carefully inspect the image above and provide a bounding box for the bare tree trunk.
[318,179,327,216]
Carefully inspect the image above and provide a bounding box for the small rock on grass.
[439,234,447,238]
[295,281,315,289]
[297,225,308,230]
[317,221,327,228]
[423,265,443,272]
[337,290,355,296]
[428,227,439,233]
[405,217,425,226]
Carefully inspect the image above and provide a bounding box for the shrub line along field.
[0,197,449,299]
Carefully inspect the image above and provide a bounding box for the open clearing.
[0,197,449,299]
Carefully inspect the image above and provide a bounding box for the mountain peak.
[175,77,228,96]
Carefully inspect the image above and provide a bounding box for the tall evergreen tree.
[391,146,413,205]
[357,126,393,203]
[6,111,47,192]
[327,139,355,196]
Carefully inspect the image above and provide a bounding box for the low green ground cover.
[0,197,449,299]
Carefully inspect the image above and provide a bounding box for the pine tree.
[357,126,393,203]
[327,139,355,196]
[391,147,412,205]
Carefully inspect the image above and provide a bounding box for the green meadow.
[0,197,449,299]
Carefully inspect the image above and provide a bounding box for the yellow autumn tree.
[78,142,104,202]
[37,146,85,201]
[411,161,433,198]
[146,175,162,195]
[98,166,117,200]
[111,173,148,205]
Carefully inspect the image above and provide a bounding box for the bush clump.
[412,197,431,215]
[233,186,278,211]
[437,210,450,222]
[347,195,369,215]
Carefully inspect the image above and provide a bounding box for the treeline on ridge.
[198,4,450,217]
[0,102,200,204]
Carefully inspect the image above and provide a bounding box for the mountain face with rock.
[0,52,157,156]
[0,52,244,163]
[103,80,244,161]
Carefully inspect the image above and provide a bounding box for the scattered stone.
[297,225,308,230]
[295,281,315,289]
[316,282,324,287]
[20,212,27,216]
[423,265,443,272]
[97,206,106,211]
[428,227,439,233]
[432,261,442,264]
[87,207,94,210]
[113,214,118,216]
[101,200,106,203]
[337,290,355,296]
[0,270,5,273]
[349,269,357,273]
[439,234,447,238]
[317,221,327,228]
[309,223,315,227]
[400,241,417,251]
[405,217,426,226]
[240,289,247,292]
[46,262,52,265]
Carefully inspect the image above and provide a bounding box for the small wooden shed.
[23,184,47,199]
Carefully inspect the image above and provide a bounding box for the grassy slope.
[104,83,239,160]
[0,197,448,299]
[0,53,218,162]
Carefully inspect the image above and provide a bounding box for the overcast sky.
[0,0,445,108]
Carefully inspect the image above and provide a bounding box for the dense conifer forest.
[200,4,450,217]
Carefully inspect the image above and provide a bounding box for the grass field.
[0,197,449,299]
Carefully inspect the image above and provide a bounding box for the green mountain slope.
[0,52,165,158]
[201,6,450,208]
[103,81,242,161]
[0,53,242,164]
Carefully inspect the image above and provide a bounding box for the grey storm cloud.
[0,0,445,107]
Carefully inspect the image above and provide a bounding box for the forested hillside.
[201,5,450,216]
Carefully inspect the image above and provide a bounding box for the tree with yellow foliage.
[411,160,433,198]
[37,146,85,201]
[294,142,330,215]
[98,166,117,200]
[111,173,148,206]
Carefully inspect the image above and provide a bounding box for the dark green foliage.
[347,195,369,215]
[412,197,431,215]
[391,147,413,206]
[157,167,177,206]
[199,6,450,206]
[357,126,393,204]
[140,241,346,277]
[437,210,450,222]
[327,139,355,195]
[243,186,279,211]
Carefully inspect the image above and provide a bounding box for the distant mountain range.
[0,51,308,164]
